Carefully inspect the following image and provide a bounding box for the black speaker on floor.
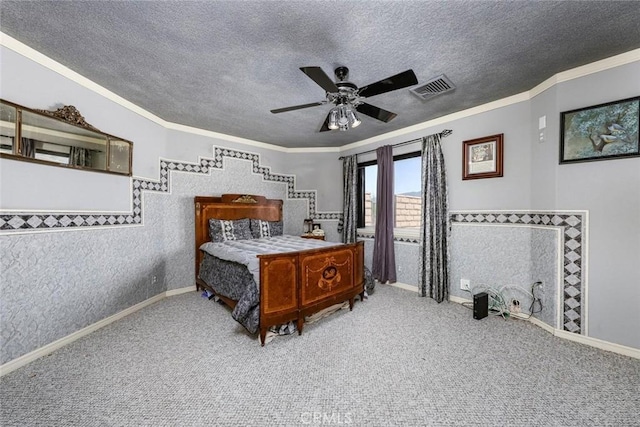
[473,292,488,320]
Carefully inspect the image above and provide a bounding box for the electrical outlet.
[460,279,470,291]
[151,275,157,284]
[511,299,521,314]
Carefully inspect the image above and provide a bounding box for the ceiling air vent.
[410,74,455,101]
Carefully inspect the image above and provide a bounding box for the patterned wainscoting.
[0,145,342,364]
[451,211,588,335]
[0,146,342,234]
[356,210,587,335]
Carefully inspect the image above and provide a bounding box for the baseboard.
[0,291,166,376]
[166,285,196,297]
[555,330,640,359]
[513,312,556,334]
[388,282,420,293]
[448,295,469,305]
[413,291,639,359]
[3,284,637,376]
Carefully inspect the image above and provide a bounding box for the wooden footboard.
[258,241,364,346]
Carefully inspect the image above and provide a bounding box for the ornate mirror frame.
[0,99,133,176]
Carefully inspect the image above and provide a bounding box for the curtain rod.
[338,129,452,160]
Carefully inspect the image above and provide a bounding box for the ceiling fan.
[270,66,418,132]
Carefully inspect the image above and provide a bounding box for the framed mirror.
[0,102,17,155]
[0,99,132,176]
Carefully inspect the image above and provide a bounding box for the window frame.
[356,150,422,234]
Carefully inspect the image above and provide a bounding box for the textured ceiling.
[1,1,639,148]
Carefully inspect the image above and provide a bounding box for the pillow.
[208,218,252,242]
[250,219,283,239]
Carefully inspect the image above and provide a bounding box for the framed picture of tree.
[560,96,640,164]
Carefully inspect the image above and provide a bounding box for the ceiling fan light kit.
[271,66,418,132]
[328,104,361,131]
[347,108,361,128]
[328,109,339,130]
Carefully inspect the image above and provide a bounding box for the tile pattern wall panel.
[363,239,374,272]
[162,158,308,290]
[449,225,558,329]
[360,238,420,289]
[357,211,580,333]
[394,243,421,287]
[450,225,533,299]
[0,146,342,234]
[0,193,167,364]
[531,228,560,328]
[0,145,341,363]
[451,211,587,334]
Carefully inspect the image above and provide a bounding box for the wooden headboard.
[194,194,283,280]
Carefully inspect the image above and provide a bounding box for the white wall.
[530,61,640,348]
[0,159,132,211]
[341,101,534,211]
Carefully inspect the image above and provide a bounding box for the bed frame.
[194,194,365,345]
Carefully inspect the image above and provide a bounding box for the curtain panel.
[339,154,358,244]
[419,133,450,302]
[372,145,396,283]
[70,147,92,167]
[21,138,35,158]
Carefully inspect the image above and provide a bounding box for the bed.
[194,194,365,345]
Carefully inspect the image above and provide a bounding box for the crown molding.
[338,92,530,153]
[530,48,640,98]
[0,32,286,153]
[340,48,640,153]
[0,32,166,128]
[2,32,638,155]
[164,122,289,153]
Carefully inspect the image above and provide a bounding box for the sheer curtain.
[419,133,450,302]
[339,155,358,244]
[372,145,396,283]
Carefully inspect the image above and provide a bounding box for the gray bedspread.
[200,235,337,286]
[199,235,341,334]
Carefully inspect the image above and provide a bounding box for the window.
[357,151,422,233]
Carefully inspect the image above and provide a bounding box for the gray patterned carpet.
[1,285,638,426]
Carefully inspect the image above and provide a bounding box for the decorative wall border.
[357,231,419,244]
[0,146,342,233]
[0,147,589,335]
[450,211,588,335]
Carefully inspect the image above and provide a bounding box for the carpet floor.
[1,285,638,426]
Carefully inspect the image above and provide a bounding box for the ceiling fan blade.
[270,101,325,114]
[319,111,332,132]
[358,69,418,98]
[356,103,397,123]
[300,67,340,93]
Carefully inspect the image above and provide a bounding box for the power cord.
[517,281,543,319]
[461,281,543,320]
